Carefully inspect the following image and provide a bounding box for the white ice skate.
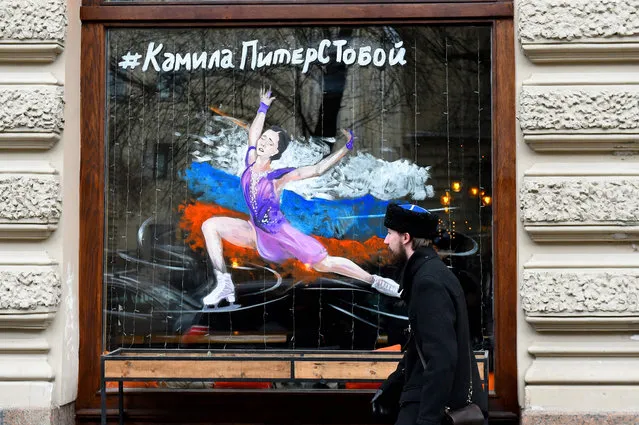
[202,271,236,307]
[371,275,402,298]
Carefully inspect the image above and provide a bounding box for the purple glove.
[346,129,354,150]
[257,102,269,114]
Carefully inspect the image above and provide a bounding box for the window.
[80,2,516,422]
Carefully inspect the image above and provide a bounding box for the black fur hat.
[383,203,440,239]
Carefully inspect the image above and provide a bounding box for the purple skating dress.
[240,146,327,265]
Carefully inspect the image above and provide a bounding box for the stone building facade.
[0,0,638,424]
[0,0,78,423]
[517,1,639,423]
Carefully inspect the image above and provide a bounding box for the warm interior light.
[452,181,462,192]
[482,195,492,206]
[469,187,479,197]
[231,259,239,268]
[440,192,451,206]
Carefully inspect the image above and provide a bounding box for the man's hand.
[371,389,384,415]
[371,389,396,417]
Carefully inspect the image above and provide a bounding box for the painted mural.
[103,26,493,358]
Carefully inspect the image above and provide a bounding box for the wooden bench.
[101,348,488,424]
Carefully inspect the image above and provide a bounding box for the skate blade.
[202,303,241,313]
[201,294,289,313]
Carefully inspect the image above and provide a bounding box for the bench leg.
[118,381,124,425]
[100,378,106,425]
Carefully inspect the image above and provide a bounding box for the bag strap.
[413,323,473,405]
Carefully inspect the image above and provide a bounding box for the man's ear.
[401,232,412,246]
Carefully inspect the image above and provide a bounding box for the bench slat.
[104,360,291,379]
[295,361,399,380]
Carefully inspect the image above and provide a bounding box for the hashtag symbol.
[119,52,142,70]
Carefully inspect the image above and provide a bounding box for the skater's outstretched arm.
[248,88,276,161]
[277,129,354,186]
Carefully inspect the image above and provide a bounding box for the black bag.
[443,403,485,425]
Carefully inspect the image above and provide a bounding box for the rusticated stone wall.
[0,0,67,42]
[518,0,639,43]
[519,0,639,63]
[0,86,64,132]
[0,0,70,423]
[520,90,639,132]
[517,0,639,423]
[522,270,639,315]
[0,175,61,223]
[0,269,61,310]
[520,178,639,224]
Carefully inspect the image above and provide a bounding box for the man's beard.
[389,244,408,264]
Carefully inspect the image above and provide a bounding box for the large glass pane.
[104,26,492,363]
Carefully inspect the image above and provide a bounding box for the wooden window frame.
[79,2,517,423]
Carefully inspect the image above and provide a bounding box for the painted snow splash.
[189,116,434,201]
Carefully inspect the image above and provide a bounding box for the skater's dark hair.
[270,125,290,160]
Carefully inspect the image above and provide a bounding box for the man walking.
[373,203,487,425]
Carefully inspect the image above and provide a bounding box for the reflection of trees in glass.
[107,26,491,206]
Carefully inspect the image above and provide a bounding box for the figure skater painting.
[200,89,401,307]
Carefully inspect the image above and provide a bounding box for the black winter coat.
[381,246,487,425]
